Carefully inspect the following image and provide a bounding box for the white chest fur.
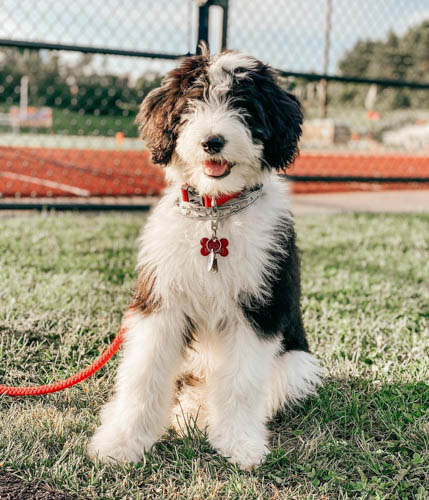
[137,175,292,331]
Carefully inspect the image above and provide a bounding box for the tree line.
[334,20,429,109]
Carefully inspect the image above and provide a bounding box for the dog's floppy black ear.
[264,84,303,170]
[136,54,209,165]
[256,67,303,170]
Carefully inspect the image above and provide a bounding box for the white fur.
[173,98,265,197]
[89,53,322,468]
[88,311,186,462]
[168,53,265,198]
[266,350,322,419]
[203,324,279,468]
[208,52,259,94]
[89,175,321,469]
[138,176,291,311]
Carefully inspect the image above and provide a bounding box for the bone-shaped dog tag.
[201,237,228,272]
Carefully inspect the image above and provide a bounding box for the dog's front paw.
[209,432,269,470]
[88,424,156,463]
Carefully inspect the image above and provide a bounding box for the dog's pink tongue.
[203,160,228,177]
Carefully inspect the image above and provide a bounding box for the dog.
[88,47,321,470]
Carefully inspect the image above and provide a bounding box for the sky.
[1,0,428,79]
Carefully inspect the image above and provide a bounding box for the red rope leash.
[0,327,125,396]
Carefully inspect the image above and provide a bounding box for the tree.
[336,21,429,109]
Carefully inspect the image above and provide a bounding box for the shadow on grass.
[260,378,428,496]
[148,377,427,497]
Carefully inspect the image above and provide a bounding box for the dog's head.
[136,48,303,196]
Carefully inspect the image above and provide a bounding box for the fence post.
[197,1,210,52]
[320,0,332,118]
[196,0,229,54]
[219,0,229,51]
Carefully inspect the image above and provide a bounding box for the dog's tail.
[266,350,322,419]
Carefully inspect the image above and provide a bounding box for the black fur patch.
[240,218,309,353]
[227,62,303,170]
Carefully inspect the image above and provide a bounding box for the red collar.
[181,185,241,208]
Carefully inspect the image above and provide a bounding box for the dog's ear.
[136,85,177,165]
[136,55,209,165]
[253,67,303,170]
[264,81,303,170]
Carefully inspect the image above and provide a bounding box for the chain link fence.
[1,0,428,207]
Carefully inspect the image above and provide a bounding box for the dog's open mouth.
[203,159,232,178]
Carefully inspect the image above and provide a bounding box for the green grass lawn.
[0,212,428,499]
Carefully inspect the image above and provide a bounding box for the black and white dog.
[88,48,321,470]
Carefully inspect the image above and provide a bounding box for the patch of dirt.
[0,472,76,500]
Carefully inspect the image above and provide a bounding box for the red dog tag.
[200,237,229,272]
[200,237,229,257]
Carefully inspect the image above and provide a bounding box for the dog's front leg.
[206,323,279,470]
[88,309,186,463]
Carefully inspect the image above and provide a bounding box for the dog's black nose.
[201,135,225,154]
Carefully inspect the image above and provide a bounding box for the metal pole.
[196,0,229,54]
[197,2,210,53]
[220,0,228,50]
[20,75,29,118]
[320,0,332,118]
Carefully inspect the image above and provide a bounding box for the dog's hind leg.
[88,309,187,463]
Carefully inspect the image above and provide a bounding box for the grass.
[0,108,138,137]
[0,212,428,499]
